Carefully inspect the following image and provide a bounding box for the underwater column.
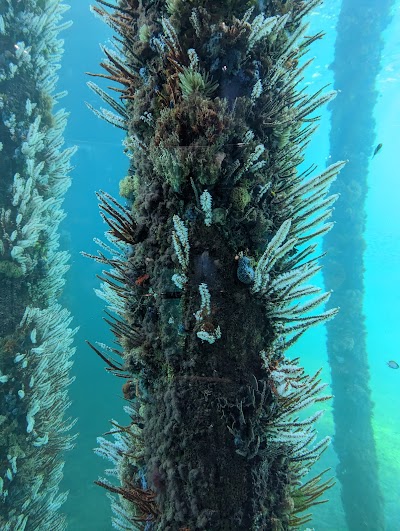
[88,0,346,529]
[0,1,76,529]
[323,0,394,529]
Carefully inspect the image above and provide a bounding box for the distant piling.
[324,1,394,529]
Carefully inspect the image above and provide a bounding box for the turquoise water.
[366,5,400,529]
[26,1,400,529]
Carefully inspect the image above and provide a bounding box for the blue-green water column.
[323,0,394,529]
[89,0,347,529]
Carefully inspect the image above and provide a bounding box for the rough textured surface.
[90,1,344,529]
[0,1,76,529]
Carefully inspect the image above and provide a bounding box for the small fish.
[372,143,383,157]
[387,360,399,369]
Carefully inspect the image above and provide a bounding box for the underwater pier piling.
[89,1,345,529]
[0,1,76,529]
[324,0,394,529]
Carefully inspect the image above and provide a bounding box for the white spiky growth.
[0,1,77,529]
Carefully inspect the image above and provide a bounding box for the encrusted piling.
[88,1,345,529]
[0,1,76,529]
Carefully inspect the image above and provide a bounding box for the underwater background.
[22,0,400,529]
